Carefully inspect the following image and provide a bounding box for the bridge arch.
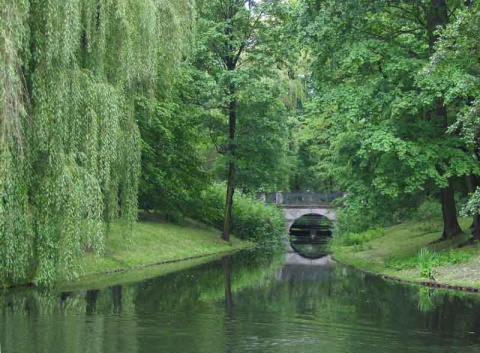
[287,212,334,258]
[284,207,336,232]
[263,192,342,255]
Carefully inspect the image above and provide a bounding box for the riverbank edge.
[331,256,480,294]
[80,248,248,277]
[3,250,245,291]
[58,249,249,291]
[1,220,254,290]
[65,219,256,288]
[330,216,480,294]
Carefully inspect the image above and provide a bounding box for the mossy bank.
[331,217,480,290]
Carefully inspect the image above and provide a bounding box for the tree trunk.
[222,83,237,241]
[426,0,448,52]
[435,96,461,239]
[424,0,462,240]
[466,174,480,240]
[472,213,480,240]
[222,160,235,241]
[440,180,462,239]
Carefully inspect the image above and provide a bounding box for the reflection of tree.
[223,255,234,353]
[223,256,233,310]
[112,285,122,313]
[468,303,480,344]
[227,265,480,352]
[86,289,99,315]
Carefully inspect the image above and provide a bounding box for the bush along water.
[331,227,385,252]
[415,247,474,279]
[417,248,436,279]
[386,247,475,278]
[191,183,287,243]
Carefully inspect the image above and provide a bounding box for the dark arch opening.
[289,214,332,259]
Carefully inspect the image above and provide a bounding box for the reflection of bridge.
[279,254,334,272]
[261,192,344,230]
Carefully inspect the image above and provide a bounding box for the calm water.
[2,248,480,353]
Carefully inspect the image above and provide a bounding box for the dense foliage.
[295,0,480,239]
[6,0,480,285]
[136,68,206,219]
[1,0,296,284]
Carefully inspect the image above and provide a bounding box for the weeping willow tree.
[0,0,194,284]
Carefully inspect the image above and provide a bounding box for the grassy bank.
[331,217,480,289]
[71,219,252,285]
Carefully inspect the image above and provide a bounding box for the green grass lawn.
[71,219,252,285]
[331,217,480,288]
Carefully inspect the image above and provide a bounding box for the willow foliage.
[0,0,32,284]
[0,0,195,284]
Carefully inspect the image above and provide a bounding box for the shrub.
[333,192,418,237]
[413,199,442,222]
[333,202,377,237]
[334,227,385,247]
[189,183,287,243]
[417,247,436,278]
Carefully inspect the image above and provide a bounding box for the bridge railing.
[260,192,345,205]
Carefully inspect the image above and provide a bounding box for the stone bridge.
[261,192,343,230]
[282,204,336,231]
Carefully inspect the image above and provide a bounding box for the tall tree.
[424,0,462,239]
[195,0,291,240]
[427,1,480,238]
[295,0,476,237]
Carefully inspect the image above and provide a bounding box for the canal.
[2,248,480,352]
